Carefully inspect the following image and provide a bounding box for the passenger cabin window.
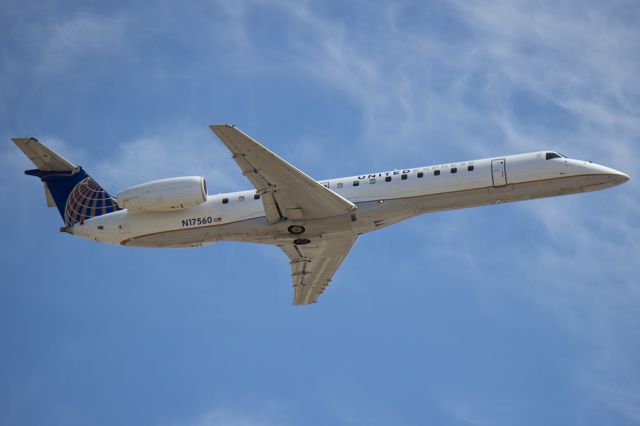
[451,167,457,173]
[546,152,562,160]
[238,196,245,202]
[337,182,343,188]
[353,181,360,186]
[468,165,474,171]
[222,198,229,204]
[417,172,424,178]
[434,170,440,176]
[253,194,260,200]
[385,176,392,182]
[369,178,376,184]
[401,174,408,180]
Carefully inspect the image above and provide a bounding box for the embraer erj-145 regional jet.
[13,125,629,304]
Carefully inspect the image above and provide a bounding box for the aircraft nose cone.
[588,162,630,186]
[615,172,630,184]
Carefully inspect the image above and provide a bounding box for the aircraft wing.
[210,124,356,224]
[279,233,358,305]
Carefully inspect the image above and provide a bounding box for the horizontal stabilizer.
[11,137,76,171]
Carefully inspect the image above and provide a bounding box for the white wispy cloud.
[452,1,640,165]
[270,1,478,157]
[222,0,639,172]
[3,1,638,423]
[2,123,243,196]
[173,407,287,426]
[588,379,640,423]
[37,14,128,74]
[93,122,242,193]
[438,396,516,426]
[231,1,638,422]
[0,134,92,198]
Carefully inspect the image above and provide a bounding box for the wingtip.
[11,137,38,145]
[209,123,236,129]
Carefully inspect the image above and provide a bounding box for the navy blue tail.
[25,168,121,226]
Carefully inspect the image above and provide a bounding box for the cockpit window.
[545,152,562,160]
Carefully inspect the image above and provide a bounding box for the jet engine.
[117,176,207,212]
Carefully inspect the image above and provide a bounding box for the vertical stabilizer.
[12,137,120,226]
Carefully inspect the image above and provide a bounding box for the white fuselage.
[71,151,629,248]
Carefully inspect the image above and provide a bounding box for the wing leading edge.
[280,233,358,305]
[210,124,356,224]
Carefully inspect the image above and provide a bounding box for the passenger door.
[491,159,507,187]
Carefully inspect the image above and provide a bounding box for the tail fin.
[12,138,120,226]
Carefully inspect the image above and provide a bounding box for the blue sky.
[1,1,639,425]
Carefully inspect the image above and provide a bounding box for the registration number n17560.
[182,217,213,227]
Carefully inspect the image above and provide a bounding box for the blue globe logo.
[64,177,119,226]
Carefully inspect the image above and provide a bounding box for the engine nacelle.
[117,176,207,212]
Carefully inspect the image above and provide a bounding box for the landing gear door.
[491,159,507,187]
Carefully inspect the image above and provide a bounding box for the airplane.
[12,124,630,305]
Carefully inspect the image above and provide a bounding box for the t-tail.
[12,138,120,231]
